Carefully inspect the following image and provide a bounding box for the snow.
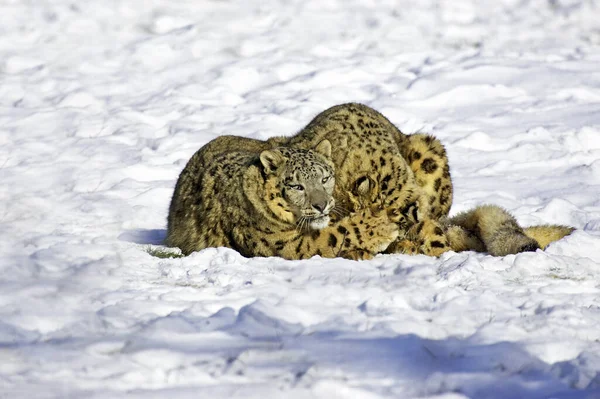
[1,0,600,398]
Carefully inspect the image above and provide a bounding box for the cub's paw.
[338,249,375,261]
[385,239,419,255]
[414,220,452,257]
[386,201,419,228]
[352,208,399,254]
[387,219,451,257]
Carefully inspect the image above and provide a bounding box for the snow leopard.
[166,139,399,260]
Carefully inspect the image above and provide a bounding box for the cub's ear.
[352,176,372,197]
[259,149,285,174]
[314,139,332,158]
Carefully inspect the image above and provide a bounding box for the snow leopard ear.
[314,139,332,158]
[352,176,371,196]
[352,176,373,197]
[260,149,285,174]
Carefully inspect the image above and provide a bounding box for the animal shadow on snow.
[118,229,166,245]
[122,302,600,399]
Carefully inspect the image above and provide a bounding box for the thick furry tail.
[523,224,575,249]
[444,204,575,255]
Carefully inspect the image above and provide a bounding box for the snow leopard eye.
[321,176,331,184]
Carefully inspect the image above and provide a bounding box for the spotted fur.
[276,103,452,256]
[167,103,574,259]
[166,138,399,260]
[278,103,573,256]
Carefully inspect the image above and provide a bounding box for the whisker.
[331,205,350,217]
[334,204,350,213]
[296,216,305,233]
[299,217,305,233]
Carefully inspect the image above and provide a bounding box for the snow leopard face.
[259,140,335,230]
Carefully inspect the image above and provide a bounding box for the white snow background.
[2,0,600,398]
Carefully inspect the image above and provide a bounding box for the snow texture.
[1,0,600,398]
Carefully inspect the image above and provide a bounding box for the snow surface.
[2,0,600,398]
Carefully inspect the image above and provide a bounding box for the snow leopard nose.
[312,200,327,214]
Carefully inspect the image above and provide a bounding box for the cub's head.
[259,140,335,230]
[336,149,418,225]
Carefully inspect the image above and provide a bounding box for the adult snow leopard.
[166,139,399,260]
